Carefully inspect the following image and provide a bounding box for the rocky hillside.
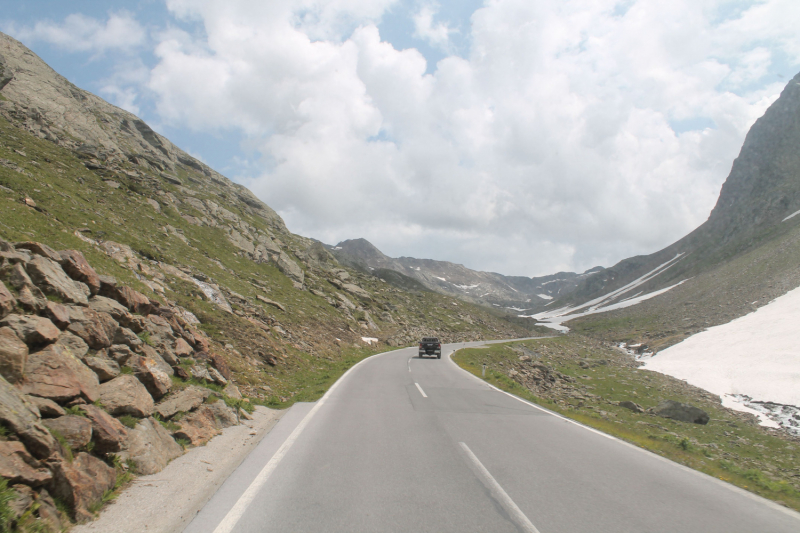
[0,239,253,530]
[0,32,540,530]
[330,238,603,313]
[537,71,800,347]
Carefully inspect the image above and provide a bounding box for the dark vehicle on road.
[419,337,442,358]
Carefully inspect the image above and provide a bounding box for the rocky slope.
[538,71,800,347]
[0,32,539,530]
[0,239,250,531]
[330,238,602,312]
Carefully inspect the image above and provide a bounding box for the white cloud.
[4,12,146,54]
[144,0,800,276]
[412,4,456,51]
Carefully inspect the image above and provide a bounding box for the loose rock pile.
[0,237,247,529]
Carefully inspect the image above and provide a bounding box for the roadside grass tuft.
[118,415,140,429]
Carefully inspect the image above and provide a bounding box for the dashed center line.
[415,382,428,398]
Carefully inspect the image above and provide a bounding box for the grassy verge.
[452,336,800,511]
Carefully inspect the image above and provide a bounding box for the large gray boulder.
[98,375,154,417]
[120,417,182,475]
[25,256,88,305]
[0,326,28,383]
[275,251,304,285]
[0,375,57,459]
[652,400,710,425]
[20,344,100,403]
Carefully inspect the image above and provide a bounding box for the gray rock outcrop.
[651,400,709,425]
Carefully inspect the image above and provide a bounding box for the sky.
[2,0,799,277]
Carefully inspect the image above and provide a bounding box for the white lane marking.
[459,442,540,533]
[408,357,412,372]
[211,348,398,533]
[415,382,428,398]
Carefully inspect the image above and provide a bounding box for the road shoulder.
[72,406,285,533]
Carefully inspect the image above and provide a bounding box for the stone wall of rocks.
[0,237,247,530]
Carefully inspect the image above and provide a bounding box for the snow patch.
[454,283,480,290]
[643,285,800,433]
[537,294,553,300]
[433,276,446,282]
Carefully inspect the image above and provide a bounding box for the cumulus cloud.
[145,0,799,276]
[3,12,146,53]
[412,3,456,51]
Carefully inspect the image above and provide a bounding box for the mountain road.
[184,342,800,533]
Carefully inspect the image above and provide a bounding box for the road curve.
[184,342,800,533]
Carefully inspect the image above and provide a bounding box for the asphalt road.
[184,342,800,533]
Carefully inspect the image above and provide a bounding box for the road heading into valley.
[185,342,800,533]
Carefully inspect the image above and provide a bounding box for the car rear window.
[422,337,439,342]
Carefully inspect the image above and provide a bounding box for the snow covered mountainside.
[328,237,603,312]
[536,71,800,341]
[531,72,800,433]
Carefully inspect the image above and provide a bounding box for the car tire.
[437,354,441,359]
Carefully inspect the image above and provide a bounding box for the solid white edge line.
[211,347,400,533]
[415,382,428,398]
[447,346,800,522]
[459,442,540,533]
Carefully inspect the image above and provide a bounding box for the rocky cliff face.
[562,71,800,309]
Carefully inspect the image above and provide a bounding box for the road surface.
[184,342,800,532]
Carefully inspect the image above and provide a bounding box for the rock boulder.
[42,415,93,450]
[14,242,61,262]
[79,404,128,454]
[66,306,118,349]
[0,326,28,383]
[0,280,15,319]
[25,256,88,305]
[54,331,89,360]
[172,405,220,446]
[652,400,710,425]
[155,386,210,419]
[120,417,182,475]
[0,314,60,346]
[98,375,154,417]
[58,250,101,295]
[26,396,65,418]
[0,376,57,459]
[50,452,116,523]
[0,440,52,487]
[20,343,99,403]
